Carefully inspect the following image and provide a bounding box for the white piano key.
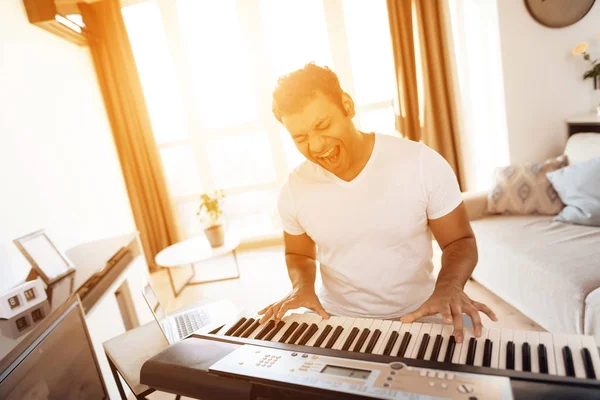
[581,335,600,378]
[305,318,330,347]
[374,321,398,355]
[317,316,345,348]
[437,325,454,362]
[344,318,370,350]
[285,314,317,344]
[360,319,383,352]
[393,323,413,356]
[404,323,423,358]
[513,330,527,372]
[271,313,302,342]
[488,328,501,369]
[410,323,432,359]
[567,334,586,379]
[499,329,514,369]
[473,327,488,367]
[451,332,464,364]
[539,331,557,375]
[332,317,356,350]
[458,327,475,365]
[248,316,275,339]
[425,324,443,361]
[526,331,540,373]
[553,333,569,377]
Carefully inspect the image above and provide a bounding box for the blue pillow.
[546,157,600,227]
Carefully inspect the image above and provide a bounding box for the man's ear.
[341,92,355,118]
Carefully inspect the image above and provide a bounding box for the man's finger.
[258,302,274,315]
[440,305,453,324]
[259,307,274,324]
[400,305,433,323]
[473,301,498,322]
[276,300,292,320]
[451,303,464,343]
[312,302,331,320]
[466,304,483,337]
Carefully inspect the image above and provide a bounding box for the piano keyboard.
[215,312,600,380]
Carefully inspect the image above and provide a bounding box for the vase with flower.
[197,189,226,248]
[572,36,600,116]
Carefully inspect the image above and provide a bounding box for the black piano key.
[298,324,319,346]
[416,334,430,360]
[241,320,261,338]
[278,322,299,343]
[224,317,246,336]
[538,344,549,374]
[383,331,399,356]
[563,346,576,377]
[264,321,286,341]
[353,329,371,352]
[232,318,255,337]
[430,335,443,361]
[466,337,477,365]
[482,339,493,367]
[444,335,456,363]
[397,332,412,358]
[255,320,275,340]
[342,327,360,351]
[522,343,531,372]
[313,325,333,347]
[582,348,597,379]
[288,322,309,344]
[506,341,515,370]
[325,326,344,349]
[365,329,382,354]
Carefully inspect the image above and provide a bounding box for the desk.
[155,221,241,297]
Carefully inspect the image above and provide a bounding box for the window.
[122,0,398,241]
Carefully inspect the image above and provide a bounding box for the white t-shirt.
[278,133,463,319]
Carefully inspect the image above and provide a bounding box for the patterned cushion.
[487,155,568,215]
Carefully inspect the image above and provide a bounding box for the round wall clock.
[524,0,595,28]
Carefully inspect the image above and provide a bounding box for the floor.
[151,244,545,332]
[144,244,544,400]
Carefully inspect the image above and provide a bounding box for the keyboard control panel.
[209,344,513,399]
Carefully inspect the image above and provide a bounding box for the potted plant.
[197,189,225,248]
[572,36,600,115]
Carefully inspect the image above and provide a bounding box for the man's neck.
[337,132,376,182]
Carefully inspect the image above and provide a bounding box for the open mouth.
[315,145,340,166]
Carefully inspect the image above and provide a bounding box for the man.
[258,63,497,343]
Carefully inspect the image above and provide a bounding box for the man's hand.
[400,283,497,343]
[258,288,330,324]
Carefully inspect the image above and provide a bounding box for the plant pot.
[204,224,225,248]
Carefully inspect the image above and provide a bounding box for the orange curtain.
[386,0,464,189]
[386,0,421,143]
[80,0,181,271]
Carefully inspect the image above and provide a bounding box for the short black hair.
[272,62,346,123]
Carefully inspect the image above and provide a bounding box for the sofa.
[463,133,600,340]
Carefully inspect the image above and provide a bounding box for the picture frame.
[13,229,76,285]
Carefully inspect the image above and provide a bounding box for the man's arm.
[258,232,330,323]
[400,203,497,342]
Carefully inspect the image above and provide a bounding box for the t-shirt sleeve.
[277,179,306,235]
[420,144,463,220]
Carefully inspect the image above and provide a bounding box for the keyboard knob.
[389,362,406,370]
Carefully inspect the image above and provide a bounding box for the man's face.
[281,92,357,176]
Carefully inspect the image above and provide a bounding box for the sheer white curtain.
[122,0,398,241]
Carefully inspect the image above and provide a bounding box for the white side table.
[155,221,241,297]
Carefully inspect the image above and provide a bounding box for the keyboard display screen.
[321,365,371,380]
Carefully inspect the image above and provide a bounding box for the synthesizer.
[140,312,600,399]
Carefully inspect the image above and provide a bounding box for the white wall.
[0,0,136,292]
[497,0,600,164]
